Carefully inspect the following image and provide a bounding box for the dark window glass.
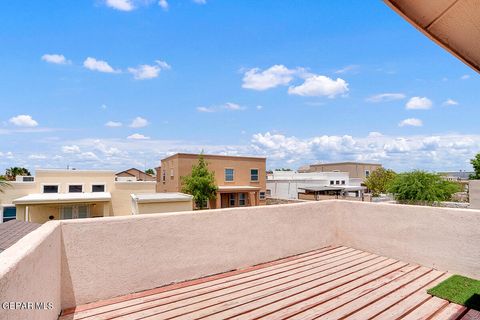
[43,185,58,193]
[250,169,259,181]
[3,207,16,222]
[69,185,83,193]
[92,185,105,192]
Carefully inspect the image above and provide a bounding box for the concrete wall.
[111,181,156,216]
[59,201,337,308]
[334,201,480,279]
[469,180,480,209]
[0,222,61,320]
[137,200,193,214]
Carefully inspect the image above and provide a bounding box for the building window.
[69,185,83,193]
[259,191,266,200]
[43,185,58,193]
[162,170,166,182]
[170,169,174,178]
[239,193,246,206]
[330,180,334,185]
[365,170,370,178]
[2,207,16,223]
[92,184,105,192]
[250,169,259,181]
[341,180,346,185]
[229,194,235,206]
[225,169,234,182]
[336,180,340,185]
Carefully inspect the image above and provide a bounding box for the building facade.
[0,169,192,224]
[116,168,156,182]
[300,162,382,181]
[157,153,267,209]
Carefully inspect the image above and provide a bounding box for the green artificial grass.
[427,275,480,311]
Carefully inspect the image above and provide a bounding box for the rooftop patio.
[0,200,479,319]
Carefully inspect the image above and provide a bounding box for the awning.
[217,186,261,192]
[13,192,111,205]
[384,0,480,73]
[131,193,193,203]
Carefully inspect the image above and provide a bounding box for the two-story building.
[300,161,382,183]
[156,153,266,209]
[0,169,193,224]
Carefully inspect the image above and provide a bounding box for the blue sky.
[0,0,479,173]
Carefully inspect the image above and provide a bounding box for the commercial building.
[267,170,366,201]
[300,161,382,182]
[157,153,266,209]
[0,169,192,224]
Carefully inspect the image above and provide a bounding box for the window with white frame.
[43,185,59,193]
[92,184,105,192]
[250,169,259,181]
[68,185,83,193]
[341,180,346,185]
[225,168,234,182]
[259,191,266,200]
[239,193,246,206]
[330,180,334,185]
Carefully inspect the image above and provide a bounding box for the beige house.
[157,153,266,209]
[0,169,192,224]
[300,161,382,182]
[116,168,156,182]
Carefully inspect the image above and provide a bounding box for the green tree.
[364,168,396,197]
[5,167,31,181]
[145,168,155,176]
[181,154,218,209]
[388,170,460,205]
[469,153,480,179]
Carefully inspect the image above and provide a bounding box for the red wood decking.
[59,246,479,320]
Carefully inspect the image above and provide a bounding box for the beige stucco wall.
[469,180,480,209]
[334,201,480,279]
[111,182,156,216]
[0,222,61,320]
[137,201,193,214]
[59,201,336,308]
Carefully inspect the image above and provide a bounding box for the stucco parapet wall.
[0,221,61,320]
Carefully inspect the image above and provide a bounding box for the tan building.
[157,153,267,209]
[301,162,382,181]
[0,169,192,224]
[116,168,155,181]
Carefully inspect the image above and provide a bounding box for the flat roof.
[162,153,266,162]
[131,193,193,203]
[13,192,112,205]
[0,220,41,253]
[35,169,116,174]
[310,161,382,166]
[218,186,261,192]
[299,186,366,192]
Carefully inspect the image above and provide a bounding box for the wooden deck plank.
[61,246,348,319]
[82,251,376,320]
[432,302,468,320]
[113,256,392,320]
[60,246,476,320]
[400,296,450,320]
[59,246,341,318]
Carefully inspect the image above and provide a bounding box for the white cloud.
[242,65,297,91]
[334,65,359,74]
[80,151,99,160]
[41,54,70,65]
[197,106,215,113]
[399,118,423,127]
[288,75,348,98]
[368,132,383,138]
[62,145,81,154]
[256,105,264,110]
[127,60,170,80]
[105,0,134,11]
[366,93,406,103]
[9,115,38,127]
[223,102,246,111]
[158,0,168,9]
[127,133,150,140]
[193,0,206,3]
[105,121,123,127]
[83,57,118,73]
[129,117,148,128]
[461,74,470,80]
[29,154,47,160]
[405,96,432,110]
[101,104,108,110]
[443,99,459,106]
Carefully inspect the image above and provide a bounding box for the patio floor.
[59,246,480,320]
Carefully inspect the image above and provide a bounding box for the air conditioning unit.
[16,176,35,182]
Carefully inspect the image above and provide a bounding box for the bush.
[388,170,460,205]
